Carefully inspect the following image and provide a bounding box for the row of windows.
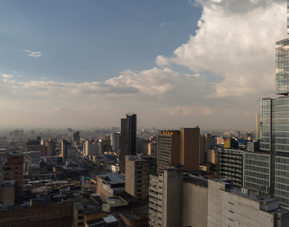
[275,176,289,185]
[276,157,289,163]
[244,182,268,192]
[275,163,289,171]
[276,166,289,176]
[244,154,269,161]
[244,176,269,186]
[244,170,269,180]
[275,189,289,199]
[244,160,269,167]
[244,165,269,174]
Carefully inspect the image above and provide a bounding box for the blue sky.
[0,0,286,129]
[0,0,201,82]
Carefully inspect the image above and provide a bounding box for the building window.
[13,157,18,159]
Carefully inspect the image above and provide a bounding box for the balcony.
[149,190,158,197]
[150,197,158,203]
[149,208,158,215]
[149,202,158,209]
[149,220,158,227]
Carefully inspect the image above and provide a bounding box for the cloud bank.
[157,0,286,98]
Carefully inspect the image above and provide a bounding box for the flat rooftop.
[67,197,103,214]
[98,173,125,185]
[183,174,208,188]
[119,205,148,221]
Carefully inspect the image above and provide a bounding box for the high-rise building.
[111,132,120,152]
[125,155,149,201]
[207,178,289,227]
[200,134,213,164]
[119,114,137,173]
[149,165,289,227]
[84,140,102,156]
[1,154,24,204]
[217,148,244,187]
[258,1,289,206]
[61,140,71,164]
[149,165,184,227]
[73,131,80,143]
[148,142,157,157]
[157,127,200,174]
[46,138,56,156]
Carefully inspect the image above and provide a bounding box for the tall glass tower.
[259,0,289,206]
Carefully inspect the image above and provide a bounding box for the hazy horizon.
[0,0,285,130]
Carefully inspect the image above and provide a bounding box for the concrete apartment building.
[217,148,244,187]
[125,155,149,201]
[1,154,24,204]
[157,127,200,174]
[149,165,183,227]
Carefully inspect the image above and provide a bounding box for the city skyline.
[0,0,287,129]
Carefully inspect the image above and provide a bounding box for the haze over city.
[1,0,286,129]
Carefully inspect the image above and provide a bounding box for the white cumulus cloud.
[157,0,286,99]
[23,50,42,57]
[2,74,13,79]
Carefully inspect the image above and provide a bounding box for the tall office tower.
[119,114,137,173]
[111,132,120,152]
[258,1,289,206]
[125,155,149,201]
[73,131,80,143]
[157,127,200,174]
[1,154,24,204]
[61,139,71,164]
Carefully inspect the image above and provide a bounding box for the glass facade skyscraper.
[259,1,289,206]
